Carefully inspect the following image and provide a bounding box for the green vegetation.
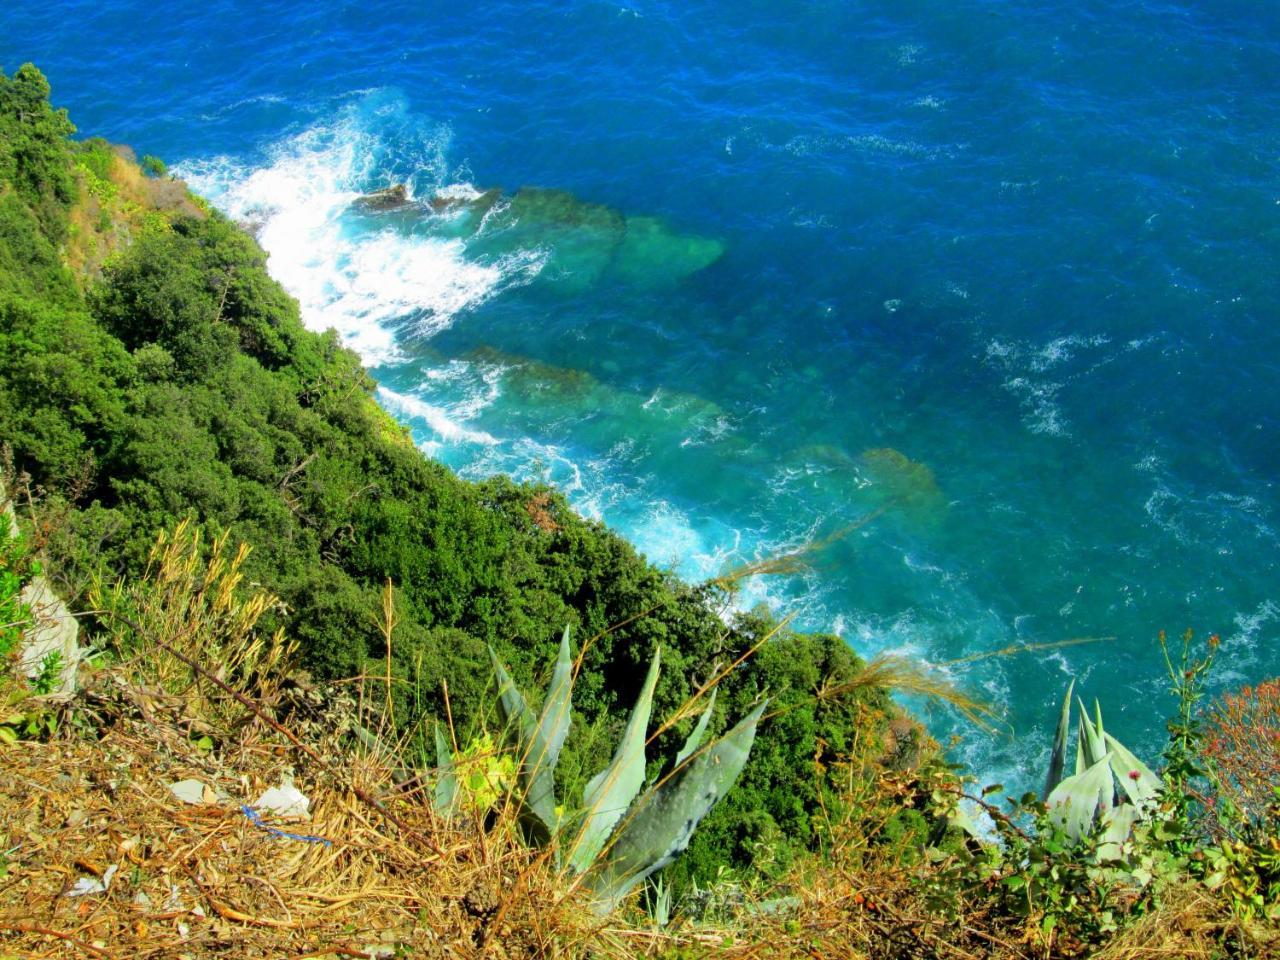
[481,627,765,913]
[0,63,889,887]
[1041,682,1162,855]
[0,521,34,661]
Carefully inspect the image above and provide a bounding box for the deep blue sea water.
[5,0,1279,791]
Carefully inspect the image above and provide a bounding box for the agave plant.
[1043,679,1162,860]
[471,626,764,913]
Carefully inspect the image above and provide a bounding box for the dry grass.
[64,145,207,282]
[3,521,1272,959]
[1093,882,1278,959]
[0,667,601,959]
[90,520,296,728]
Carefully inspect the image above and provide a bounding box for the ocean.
[4,0,1279,791]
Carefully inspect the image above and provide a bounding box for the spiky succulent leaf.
[588,701,767,914]
[535,626,574,776]
[1094,699,1106,745]
[566,649,662,874]
[490,648,536,743]
[1046,679,1075,797]
[1077,697,1107,767]
[1047,752,1113,844]
[1103,732,1162,807]
[674,687,718,771]
[1096,803,1140,862]
[352,721,414,785]
[488,638,568,838]
[434,724,458,815]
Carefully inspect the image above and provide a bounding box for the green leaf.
[1103,732,1161,808]
[948,803,981,838]
[587,700,767,914]
[1075,720,1088,776]
[1045,679,1074,797]
[489,647,536,744]
[1077,697,1106,768]
[488,628,574,839]
[434,724,458,815]
[566,648,661,874]
[1047,752,1112,844]
[674,687,717,771]
[536,626,574,776]
[1097,804,1139,862]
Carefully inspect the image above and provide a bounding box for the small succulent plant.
[471,626,764,913]
[1043,679,1163,860]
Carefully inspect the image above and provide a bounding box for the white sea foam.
[983,332,1122,436]
[377,385,499,446]
[198,93,288,121]
[1228,600,1278,659]
[174,101,544,368]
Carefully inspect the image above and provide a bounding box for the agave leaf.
[535,626,574,777]
[434,724,458,815]
[1075,720,1087,776]
[1045,680,1075,797]
[588,701,767,914]
[1077,697,1106,767]
[1096,803,1140,862]
[352,721,414,785]
[489,647,536,743]
[1104,732,1162,808]
[566,649,662,874]
[1047,752,1112,844]
[674,687,718,770]
[488,635,571,839]
[1094,699,1106,746]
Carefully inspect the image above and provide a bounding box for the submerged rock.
[858,447,945,519]
[614,215,725,282]
[497,187,627,289]
[350,180,724,287]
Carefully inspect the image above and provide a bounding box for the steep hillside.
[0,63,892,886]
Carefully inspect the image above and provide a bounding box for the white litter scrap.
[253,778,311,819]
[169,779,212,805]
[66,864,117,897]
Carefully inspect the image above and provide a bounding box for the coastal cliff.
[1,64,1274,960]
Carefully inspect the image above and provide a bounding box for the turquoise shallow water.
[4,0,1279,790]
